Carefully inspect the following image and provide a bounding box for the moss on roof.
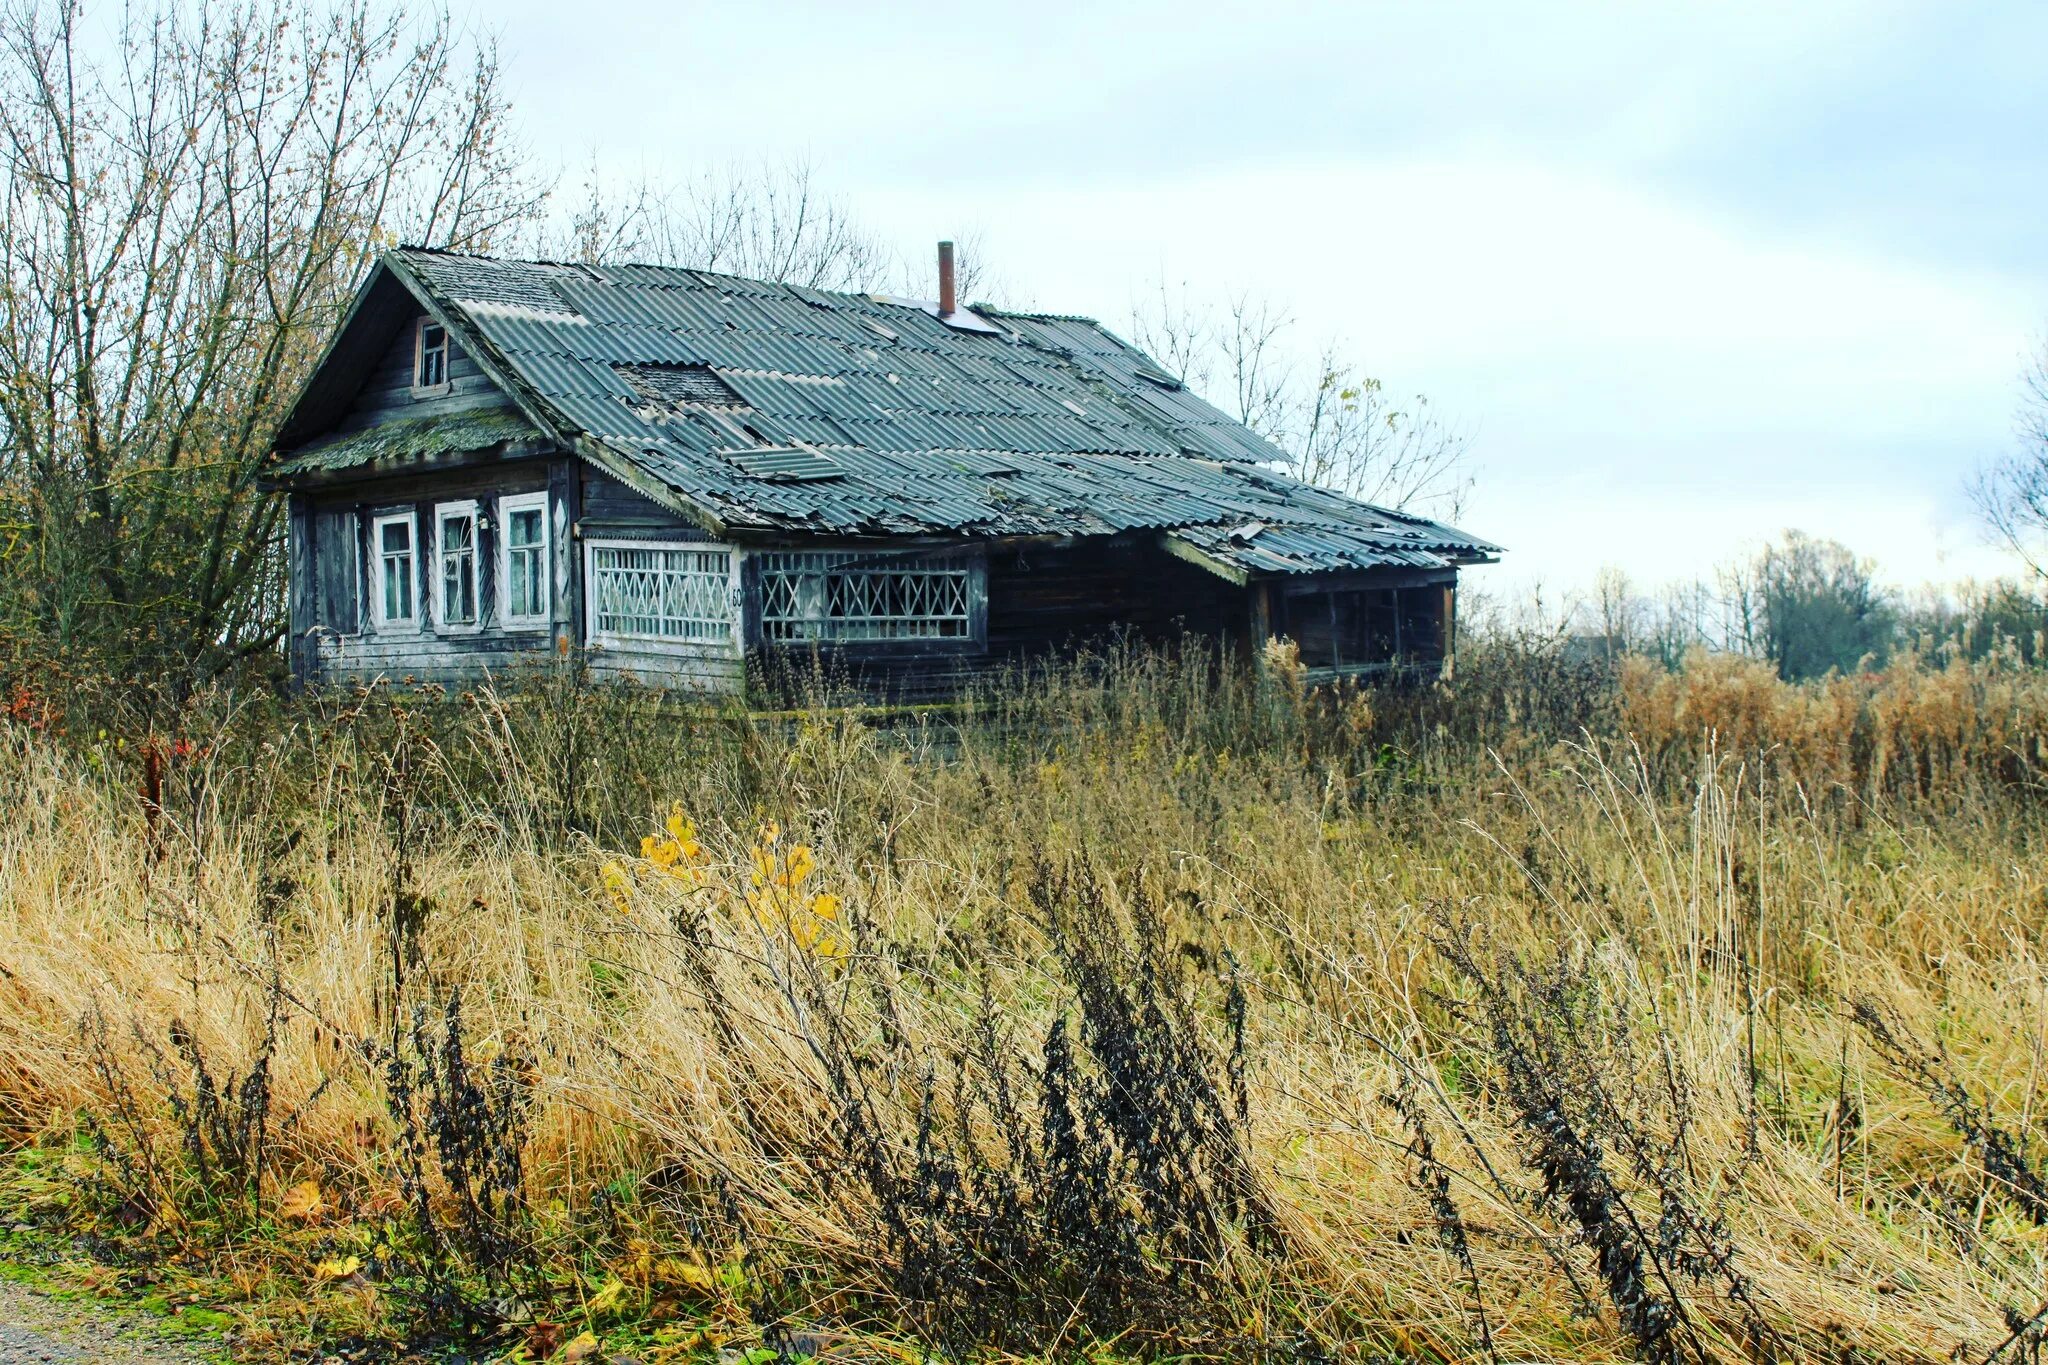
[271,406,540,478]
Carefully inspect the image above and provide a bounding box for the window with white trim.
[589,543,734,642]
[371,512,418,629]
[414,317,448,391]
[435,501,479,629]
[498,492,550,627]
[758,550,976,644]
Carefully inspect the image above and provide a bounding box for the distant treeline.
[1523,529,2047,681]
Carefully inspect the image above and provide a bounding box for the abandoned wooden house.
[265,245,1499,695]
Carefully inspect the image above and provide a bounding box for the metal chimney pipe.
[937,240,956,316]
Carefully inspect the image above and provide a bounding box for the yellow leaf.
[278,1179,325,1222]
[585,1277,626,1313]
[660,1256,718,1291]
[561,1330,602,1361]
[314,1254,361,1281]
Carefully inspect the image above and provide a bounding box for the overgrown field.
[4,643,2048,1363]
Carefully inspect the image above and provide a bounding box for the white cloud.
[480,0,2047,592]
[860,158,2037,586]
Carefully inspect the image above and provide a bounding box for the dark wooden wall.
[289,434,1456,697]
[335,314,515,434]
[987,537,1248,656]
[293,457,572,685]
[748,536,1257,703]
[1274,570,1457,678]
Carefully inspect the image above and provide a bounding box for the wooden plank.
[312,467,546,509]
[1442,583,1457,678]
[587,639,746,693]
[552,456,583,649]
[313,506,359,634]
[287,494,316,685]
[335,385,515,433]
[1250,581,1273,646]
[1271,566,1457,594]
[580,466,680,521]
[544,456,577,654]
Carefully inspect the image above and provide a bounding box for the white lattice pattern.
[759,550,971,642]
[591,545,733,641]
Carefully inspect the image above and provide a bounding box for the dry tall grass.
[3,647,2048,1362]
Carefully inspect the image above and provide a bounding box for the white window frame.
[497,491,552,630]
[584,538,741,652]
[755,548,983,648]
[412,316,451,395]
[369,511,419,632]
[433,499,482,633]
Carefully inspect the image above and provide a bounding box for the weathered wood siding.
[295,459,570,686]
[1273,568,1457,679]
[289,440,1449,697]
[747,536,1256,702]
[577,467,744,692]
[987,537,1247,656]
[336,315,515,433]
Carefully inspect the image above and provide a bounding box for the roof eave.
[1160,533,1250,585]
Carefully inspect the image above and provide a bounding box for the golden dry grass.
[3,648,2048,1362]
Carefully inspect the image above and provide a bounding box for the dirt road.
[0,1276,222,1363]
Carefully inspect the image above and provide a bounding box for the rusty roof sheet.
[381,248,1500,575]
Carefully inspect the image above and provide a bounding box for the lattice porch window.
[757,550,977,644]
[589,543,735,643]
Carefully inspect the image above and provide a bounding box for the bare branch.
[0,0,544,680]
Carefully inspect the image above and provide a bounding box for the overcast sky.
[476,0,2046,597]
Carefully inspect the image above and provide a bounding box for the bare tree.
[1128,279,1471,518]
[1292,350,1471,516]
[551,157,1021,310]
[0,0,541,681]
[1711,555,1765,657]
[550,156,893,293]
[1585,566,1643,657]
[1974,338,2048,577]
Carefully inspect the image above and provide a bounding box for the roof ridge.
[394,244,891,311]
[393,248,1133,334]
[979,304,1103,326]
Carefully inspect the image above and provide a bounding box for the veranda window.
[589,543,734,642]
[757,550,977,644]
[1282,584,1445,671]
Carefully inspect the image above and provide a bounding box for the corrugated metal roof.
[377,248,1500,576]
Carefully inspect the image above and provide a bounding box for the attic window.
[619,363,745,409]
[413,318,449,391]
